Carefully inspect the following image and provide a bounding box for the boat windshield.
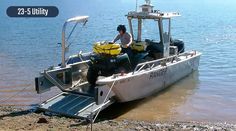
[142,20,160,42]
[131,19,160,42]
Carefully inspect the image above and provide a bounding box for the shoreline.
[0,106,236,131]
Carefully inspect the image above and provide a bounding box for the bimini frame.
[126,4,180,57]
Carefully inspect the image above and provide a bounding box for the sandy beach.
[0,106,235,131]
[1,0,236,131]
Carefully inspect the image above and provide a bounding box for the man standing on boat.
[113,25,133,56]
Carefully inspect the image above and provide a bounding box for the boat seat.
[145,40,164,59]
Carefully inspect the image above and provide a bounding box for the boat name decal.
[149,68,167,79]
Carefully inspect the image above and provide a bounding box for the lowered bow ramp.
[38,92,114,119]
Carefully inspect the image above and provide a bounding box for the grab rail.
[132,51,197,75]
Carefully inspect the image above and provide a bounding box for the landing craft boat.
[35,0,201,119]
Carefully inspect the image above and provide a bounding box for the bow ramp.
[38,92,114,119]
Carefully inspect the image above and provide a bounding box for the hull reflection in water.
[98,71,199,121]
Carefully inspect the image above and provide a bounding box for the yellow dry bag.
[131,41,146,52]
[93,41,121,55]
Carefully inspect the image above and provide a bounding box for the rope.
[86,80,117,131]
[93,80,116,123]
[66,23,85,49]
[66,22,79,42]
[0,85,32,104]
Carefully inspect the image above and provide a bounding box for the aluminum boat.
[35,0,201,119]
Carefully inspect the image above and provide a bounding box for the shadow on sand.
[0,108,33,119]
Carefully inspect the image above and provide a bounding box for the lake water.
[1,0,236,123]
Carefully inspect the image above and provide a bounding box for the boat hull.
[106,53,201,102]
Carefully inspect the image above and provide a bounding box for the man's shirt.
[113,32,132,48]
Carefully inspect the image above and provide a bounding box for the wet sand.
[0,106,235,131]
[1,72,236,124]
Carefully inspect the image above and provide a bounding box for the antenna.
[135,0,138,11]
[145,0,151,5]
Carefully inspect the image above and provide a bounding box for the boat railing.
[132,51,197,75]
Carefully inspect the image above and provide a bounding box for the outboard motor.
[171,39,185,53]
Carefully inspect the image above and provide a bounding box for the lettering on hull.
[149,68,167,80]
